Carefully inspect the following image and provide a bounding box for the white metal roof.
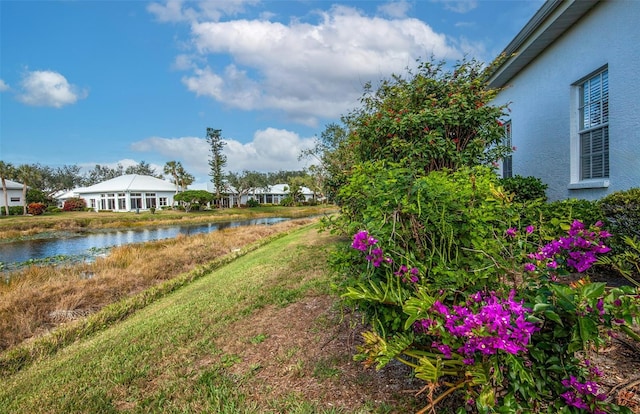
[77,174,176,194]
[2,179,23,190]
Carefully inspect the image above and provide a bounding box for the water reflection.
[0,217,288,265]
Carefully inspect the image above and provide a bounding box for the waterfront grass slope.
[0,222,361,413]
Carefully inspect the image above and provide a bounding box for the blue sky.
[0,0,543,186]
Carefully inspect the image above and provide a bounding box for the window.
[10,197,20,202]
[118,193,126,210]
[130,193,142,209]
[158,197,168,207]
[579,69,608,180]
[145,193,157,209]
[502,121,513,178]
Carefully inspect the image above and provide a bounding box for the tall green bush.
[599,188,640,247]
[499,175,548,202]
[343,58,512,176]
[329,57,639,413]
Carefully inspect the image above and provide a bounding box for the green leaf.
[543,310,563,325]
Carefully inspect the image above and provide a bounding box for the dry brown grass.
[0,218,316,352]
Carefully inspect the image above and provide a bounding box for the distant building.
[0,179,24,209]
[59,174,177,212]
[489,0,640,200]
[209,183,318,207]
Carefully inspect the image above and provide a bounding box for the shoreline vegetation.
[0,205,337,242]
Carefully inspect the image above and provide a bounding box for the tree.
[300,123,351,203]
[16,164,41,215]
[0,161,16,216]
[265,170,307,185]
[285,175,308,203]
[163,161,180,192]
[343,58,511,175]
[173,190,214,213]
[175,164,194,192]
[125,161,161,178]
[206,128,227,207]
[225,171,268,208]
[30,164,82,197]
[83,164,124,186]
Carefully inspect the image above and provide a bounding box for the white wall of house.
[61,175,177,212]
[491,1,640,201]
[0,180,24,208]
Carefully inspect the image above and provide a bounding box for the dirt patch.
[213,291,640,413]
[214,294,426,412]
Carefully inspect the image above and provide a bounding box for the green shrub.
[46,205,62,213]
[499,175,548,202]
[279,196,295,207]
[0,206,23,216]
[246,199,260,208]
[63,197,87,211]
[599,188,640,248]
[27,203,46,215]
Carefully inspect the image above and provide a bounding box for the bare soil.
[216,291,640,413]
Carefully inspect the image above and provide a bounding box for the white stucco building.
[0,179,24,209]
[62,174,177,212]
[489,0,639,201]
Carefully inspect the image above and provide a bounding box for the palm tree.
[0,161,16,216]
[16,164,41,215]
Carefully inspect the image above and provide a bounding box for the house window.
[145,193,157,209]
[579,69,608,180]
[118,193,126,210]
[502,120,513,178]
[158,197,168,207]
[130,193,142,209]
[10,197,20,202]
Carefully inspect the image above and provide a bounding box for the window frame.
[502,120,513,179]
[569,65,610,189]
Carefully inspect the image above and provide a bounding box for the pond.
[0,217,290,268]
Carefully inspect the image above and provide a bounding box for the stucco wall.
[493,1,640,201]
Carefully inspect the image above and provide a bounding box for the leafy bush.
[46,205,62,213]
[342,208,639,414]
[246,199,260,208]
[0,206,24,216]
[279,196,295,207]
[63,197,87,212]
[27,203,46,215]
[599,188,640,250]
[500,175,548,202]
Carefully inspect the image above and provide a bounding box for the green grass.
[0,223,348,414]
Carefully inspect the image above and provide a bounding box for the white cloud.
[0,79,9,92]
[131,128,316,181]
[147,0,259,23]
[178,5,461,126]
[377,1,412,18]
[17,70,87,108]
[432,0,478,14]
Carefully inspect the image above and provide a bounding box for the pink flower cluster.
[415,290,538,364]
[524,220,612,273]
[561,375,607,413]
[351,230,392,267]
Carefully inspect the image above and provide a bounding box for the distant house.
[0,179,24,208]
[248,184,317,205]
[61,174,177,212]
[489,0,640,201]
[209,183,318,207]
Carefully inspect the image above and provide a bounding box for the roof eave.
[487,0,600,89]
